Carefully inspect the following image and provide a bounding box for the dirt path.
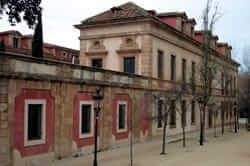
[52,129,250,166]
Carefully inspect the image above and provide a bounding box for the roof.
[22,34,33,39]
[0,30,22,36]
[44,43,79,54]
[157,12,187,18]
[79,2,151,25]
[186,18,196,25]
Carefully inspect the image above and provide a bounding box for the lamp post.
[93,89,103,166]
[234,102,238,133]
[197,97,204,145]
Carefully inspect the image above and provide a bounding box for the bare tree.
[149,84,185,154]
[208,102,221,137]
[188,0,222,146]
[219,63,235,134]
[240,45,250,74]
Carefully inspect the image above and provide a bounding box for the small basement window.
[117,101,128,133]
[79,101,94,138]
[24,99,46,146]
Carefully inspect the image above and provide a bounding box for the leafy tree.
[0,0,42,28]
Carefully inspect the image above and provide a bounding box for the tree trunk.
[161,115,168,155]
[182,126,186,148]
[200,109,204,145]
[221,110,224,135]
[203,106,206,141]
[130,97,134,166]
[214,115,217,137]
[235,109,238,133]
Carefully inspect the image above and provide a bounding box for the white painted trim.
[24,99,46,147]
[79,101,94,139]
[116,101,128,133]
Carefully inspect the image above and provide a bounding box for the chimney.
[210,35,218,50]
[147,10,157,16]
[110,6,123,14]
[183,18,196,37]
[216,43,228,56]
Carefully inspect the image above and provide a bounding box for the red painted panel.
[160,17,177,28]
[21,39,28,49]
[72,92,100,147]
[195,34,203,43]
[140,96,150,136]
[0,35,10,47]
[112,94,131,140]
[14,89,55,157]
[55,49,61,57]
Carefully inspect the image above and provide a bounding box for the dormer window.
[13,37,19,48]
[191,27,194,37]
[62,52,67,58]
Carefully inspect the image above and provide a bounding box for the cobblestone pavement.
[51,128,250,166]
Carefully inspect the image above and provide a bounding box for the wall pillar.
[0,78,10,166]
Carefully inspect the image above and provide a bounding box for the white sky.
[1,0,249,61]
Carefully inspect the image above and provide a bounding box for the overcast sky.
[1,0,249,62]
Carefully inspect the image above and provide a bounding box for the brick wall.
[0,78,10,166]
[0,53,237,165]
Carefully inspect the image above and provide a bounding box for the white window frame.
[117,101,128,133]
[24,99,46,147]
[79,101,94,139]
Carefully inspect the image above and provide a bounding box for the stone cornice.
[116,49,141,54]
[85,51,108,56]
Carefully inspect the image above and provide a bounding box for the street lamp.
[93,89,103,166]
[234,102,238,133]
[197,96,204,145]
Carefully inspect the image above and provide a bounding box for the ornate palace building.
[0,2,239,166]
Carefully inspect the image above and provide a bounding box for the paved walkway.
[51,127,250,166]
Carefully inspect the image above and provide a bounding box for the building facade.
[0,2,239,166]
[0,30,80,64]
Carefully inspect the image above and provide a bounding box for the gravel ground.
[52,128,250,166]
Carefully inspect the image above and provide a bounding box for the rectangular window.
[230,75,233,96]
[170,55,176,81]
[191,100,195,124]
[118,104,126,130]
[157,100,163,128]
[221,73,224,95]
[92,58,103,68]
[28,104,42,140]
[79,101,94,138]
[157,50,164,79]
[13,37,19,48]
[81,104,92,134]
[182,58,186,82]
[225,75,228,96]
[181,100,186,127]
[117,101,127,132]
[233,77,236,96]
[24,99,46,146]
[170,100,176,127]
[191,61,196,93]
[124,57,135,74]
